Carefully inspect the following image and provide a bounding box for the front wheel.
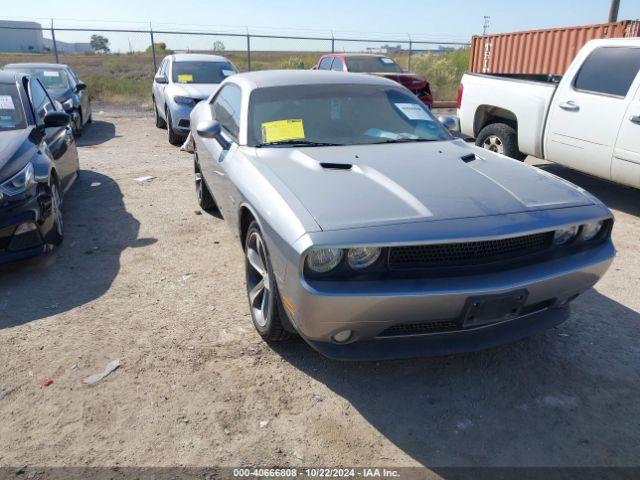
[476,123,526,161]
[45,182,64,246]
[194,156,216,211]
[245,221,292,341]
[166,109,183,146]
[153,98,166,128]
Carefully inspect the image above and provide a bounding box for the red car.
[313,53,433,108]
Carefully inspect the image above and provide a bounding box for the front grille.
[388,232,552,270]
[378,320,459,337]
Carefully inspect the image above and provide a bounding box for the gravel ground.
[0,109,639,471]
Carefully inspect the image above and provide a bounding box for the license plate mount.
[462,289,529,328]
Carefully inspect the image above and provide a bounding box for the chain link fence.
[0,23,469,106]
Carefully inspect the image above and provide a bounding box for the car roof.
[230,70,398,90]
[326,53,391,58]
[170,53,230,63]
[0,70,21,84]
[4,62,70,70]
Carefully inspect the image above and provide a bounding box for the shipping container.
[469,20,640,76]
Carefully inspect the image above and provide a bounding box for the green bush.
[412,48,469,101]
[279,56,308,70]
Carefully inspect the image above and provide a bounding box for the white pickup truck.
[458,38,640,189]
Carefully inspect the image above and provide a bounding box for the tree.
[146,42,173,55]
[90,34,110,53]
[212,40,226,53]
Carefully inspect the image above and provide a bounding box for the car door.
[67,67,89,123]
[612,66,640,188]
[545,46,640,181]
[28,78,76,189]
[154,59,168,116]
[199,83,242,218]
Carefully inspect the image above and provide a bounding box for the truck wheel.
[476,123,526,161]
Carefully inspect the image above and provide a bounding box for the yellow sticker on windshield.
[261,119,305,143]
[177,74,193,83]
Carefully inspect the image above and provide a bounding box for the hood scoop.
[320,162,352,170]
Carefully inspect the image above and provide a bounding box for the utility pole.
[483,16,491,36]
[50,19,59,63]
[608,0,620,22]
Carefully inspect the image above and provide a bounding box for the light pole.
[609,0,620,22]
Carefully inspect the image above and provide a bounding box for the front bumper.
[0,190,52,264]
[282,240,614,360]
[168,102,194,136]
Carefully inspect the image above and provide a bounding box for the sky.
[3,0,640,52]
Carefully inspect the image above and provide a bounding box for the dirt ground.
[0,107,639,471]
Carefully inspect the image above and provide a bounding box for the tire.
[244,221,292,341]
[45,181,64,247]
[87,107,92,124]
[166,109,183,146]
[476,122,526,161]
[153,98,166,128]
[194,155,216,211]
[73,111,82,137]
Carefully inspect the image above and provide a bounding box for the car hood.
[167,83,221,100]
[370,72,428,89]
[255,140,593,231]
[0,129,34,180]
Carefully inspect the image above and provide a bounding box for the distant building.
[0,20,44,53]
[42,38,92,53]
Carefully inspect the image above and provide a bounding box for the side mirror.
[196,120,222,139]
[75,82,87,92]
[43,111,71,128]
[437,115,460,134]
[154,74,168,84]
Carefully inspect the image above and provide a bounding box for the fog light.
[332,330,353,343]
[306,248,343,273]
[14,222,37,235]
[347,247,382,270]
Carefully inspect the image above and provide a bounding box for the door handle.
[630,115,640,125]
[559,101,580,112]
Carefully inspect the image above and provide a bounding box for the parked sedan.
[3,63,91,136]
[0,71,79,264]
[314,53,433,108]
[187,70,614,360]
[152,53,238,145]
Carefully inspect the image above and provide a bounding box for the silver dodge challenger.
[187,70,615,360]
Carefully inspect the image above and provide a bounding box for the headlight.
[306,248,343,273]
[347,247,382,270]
[580,221,604,241]
[173,96,196,107]
[62,98,74,111]
[0,163,35,196]
[553,225,579,245]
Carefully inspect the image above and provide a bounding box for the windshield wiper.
[372,138,439,144]
[255,140,343,148]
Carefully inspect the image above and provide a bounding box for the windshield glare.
[172,61,237,84]
[8,68,70,90]
[0,84,27,131]
[346,56,402,73]
[249,84,450,147]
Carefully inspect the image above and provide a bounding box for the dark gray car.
[3,63,92,136]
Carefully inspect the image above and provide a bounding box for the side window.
[331,57,344,72]
[158,59,168,76]
[574,47,640,97]
[66,68,79,85]
[212,84,242,139]
[29,79,55,124]
[318,57,333,70]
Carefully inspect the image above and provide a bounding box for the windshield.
[6,67,70,90]
[0,84,27,131]
[345,56,402,73]
[248,84,450,147]
[172,61,237,84]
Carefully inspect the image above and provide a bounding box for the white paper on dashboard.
[222,69,235,77]
[43,70,60,77]
[380,57,394,64]
[0,95,15,110]
[395,103,429,120]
